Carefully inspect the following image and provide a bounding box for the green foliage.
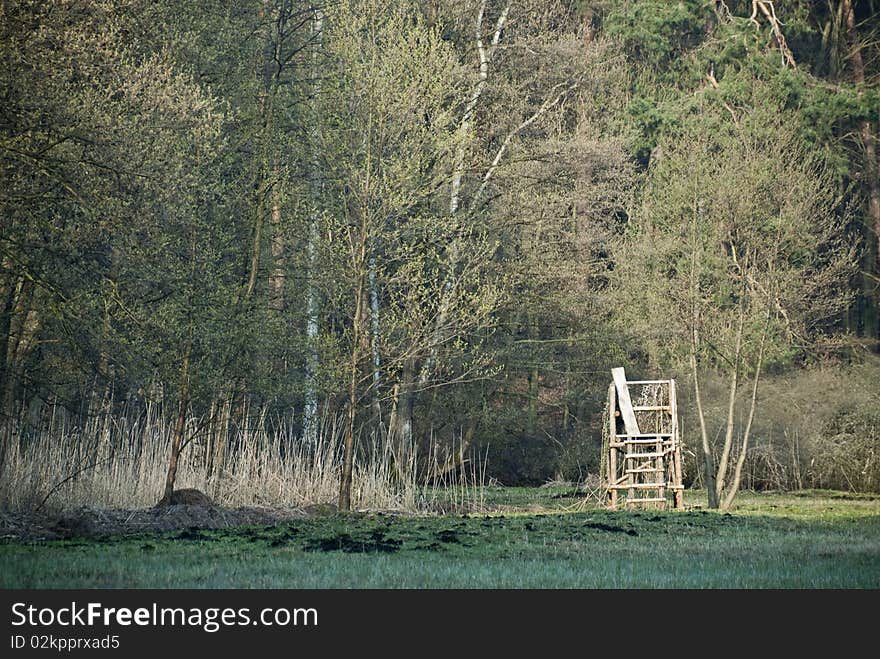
[604,0,711,71]
[2,0,878,493]
[603,0,880,182]
[612,86,856,373]
[1,0,234,405]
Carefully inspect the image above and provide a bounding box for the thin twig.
[34,458,116,513]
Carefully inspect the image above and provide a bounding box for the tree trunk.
[0,269,17,466]
[715,279,745,499]
[526,312,539,436]
[0,263,19,392]
[268,168,285,313]
[158,336,192,506]
[93,245,120,421]
[205,397,218,476]
[424,417,478,482]
[1,279,38,424]
[721,300,771,510]
[339,387,357,511]
[843,0,880,346]
[691,348,718,508]
[303,6,324,446]
[339,270,364,512]
[394,359,415,465]
[0,274,38,468]
[862,126,880,268]
[690,200,718,508]
[0,275,24,422]
[419,0,511,385]
[449,0,511,216]
[368,256,381,421]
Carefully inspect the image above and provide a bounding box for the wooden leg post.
[608,383,618,510]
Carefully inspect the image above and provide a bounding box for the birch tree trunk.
[421,0,573,389]
[449,0,511,216]
[417,0,510,389]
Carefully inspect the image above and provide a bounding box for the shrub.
[677,356,880,493]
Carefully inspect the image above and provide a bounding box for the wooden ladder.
[617,434,667,506]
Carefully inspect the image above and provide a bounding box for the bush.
[677,356,880,493]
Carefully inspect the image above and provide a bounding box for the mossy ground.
[2,489,878,588]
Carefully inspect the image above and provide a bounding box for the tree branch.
[450,0,512,215]
[473,80,579,208]
[706,68,740,128]
[750,1,797,68]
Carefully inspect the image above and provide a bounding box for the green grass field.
[2,489,879,588]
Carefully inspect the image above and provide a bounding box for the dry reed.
[0,402,486,513]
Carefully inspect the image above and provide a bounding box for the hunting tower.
[603,367,684,510]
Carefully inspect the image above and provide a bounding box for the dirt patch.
[583,521,639,536]
[0,505,314,542]
[303,531,402,553]
[173,527,215,541]
[436,529,461,544]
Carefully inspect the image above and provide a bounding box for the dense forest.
[2,0,879,512]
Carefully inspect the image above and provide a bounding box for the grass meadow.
[2,489,878,588]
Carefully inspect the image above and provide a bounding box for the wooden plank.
[615,436,673,443]
[611,367,640,436]
[608,483,666,490]
[670,378,684,510]
[607,382,618,510]
[657,430,668,510]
